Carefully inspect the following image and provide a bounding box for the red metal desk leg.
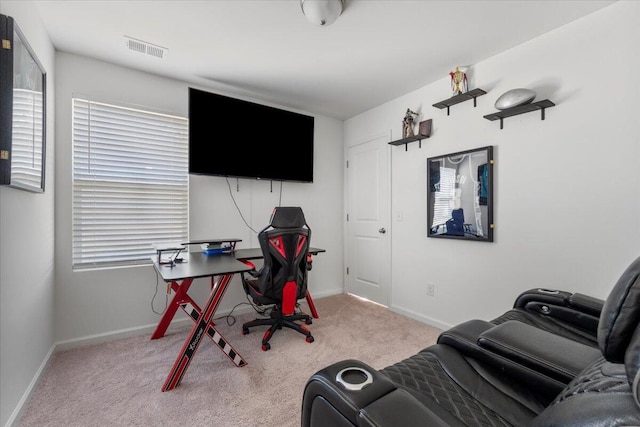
[153,277,245,368]
[177,299,247,368]
[162,273,247,391]
[305,290,319,319]
[151,278,197,339]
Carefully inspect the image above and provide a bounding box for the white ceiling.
[32,0,615,120]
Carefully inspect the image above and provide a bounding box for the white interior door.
[345,132,391,306]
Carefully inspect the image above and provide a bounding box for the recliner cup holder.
[336,367,373,391]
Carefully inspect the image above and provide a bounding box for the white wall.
[345,0,640,329]
[4,1,638,424]
[0,2,56,426]
[54,53,345,343]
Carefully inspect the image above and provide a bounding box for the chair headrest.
[270,207,307,229]
[598,256,640,362]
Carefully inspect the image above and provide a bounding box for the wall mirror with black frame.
[0,14,47,193]
[427,146,494,242]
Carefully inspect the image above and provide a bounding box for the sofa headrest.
[598,256,640,362]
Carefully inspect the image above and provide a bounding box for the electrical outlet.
[426,283,435,297]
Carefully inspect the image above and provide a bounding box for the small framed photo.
[418,119,432,137]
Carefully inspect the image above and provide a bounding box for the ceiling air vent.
[124,36,167,59]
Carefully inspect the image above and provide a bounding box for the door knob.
[378,228,386,234]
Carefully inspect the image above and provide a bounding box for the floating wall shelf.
[483,99,555,129]
[433,88,487,115]
[388,134,430,151]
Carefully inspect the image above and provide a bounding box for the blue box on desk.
[202,244,232,255]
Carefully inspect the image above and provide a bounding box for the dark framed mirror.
[0,14,47,193]
[427,146,494,242]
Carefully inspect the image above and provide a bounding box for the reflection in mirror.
[0,14,47,192]
[427,146,493,242]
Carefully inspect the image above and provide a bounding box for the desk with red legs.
[151,251,251,391]
[151,245,325,391]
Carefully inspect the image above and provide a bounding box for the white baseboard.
[308,288,344,299]
[5,344,55,427]
[55,289,343,352]
[389,304,452,331]
[54,318,195,351]
[6,289,346,426]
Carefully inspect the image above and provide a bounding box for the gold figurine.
[449,66,467,96]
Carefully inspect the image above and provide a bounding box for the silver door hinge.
[346,213,349,222]
[346,267,349,275]
[346,160,349,168]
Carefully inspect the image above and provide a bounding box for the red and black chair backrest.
[256,207,311,315]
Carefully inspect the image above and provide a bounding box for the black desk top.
[181,238,242,246]
[234,247,326,261]
[152,252,251,282]
[152,246,326,282]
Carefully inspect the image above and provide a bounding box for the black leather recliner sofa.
[302,256,640,426]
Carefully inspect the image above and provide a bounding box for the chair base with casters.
[241,302,315,351]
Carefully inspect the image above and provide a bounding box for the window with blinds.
[72,98,188,269]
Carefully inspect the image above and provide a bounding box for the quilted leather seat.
[380,344,544,426]
[379,323,640,426]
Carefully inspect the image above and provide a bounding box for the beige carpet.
[17,294,441,426]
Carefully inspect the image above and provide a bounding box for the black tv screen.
[188,88,314,183]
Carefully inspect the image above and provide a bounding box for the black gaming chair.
[240,207,315,351]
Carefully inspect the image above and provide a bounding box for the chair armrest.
[302,359,395,427]
[358,389,456,427]
[513,288,604,316]
[478,321,601,383]
[238,259,260,278]
[438,320,568,402]
[302,359,453,427]
[513,288,601,334]
[569,293,604,317]
[245,270,260,278]
[437,319,495,349]
[513,288,573,308]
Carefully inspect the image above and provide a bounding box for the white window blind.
[431,167,456,228]
[72,98,188,269]
[11,88,44,190]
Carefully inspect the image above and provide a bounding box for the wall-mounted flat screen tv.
[188,87,314,183]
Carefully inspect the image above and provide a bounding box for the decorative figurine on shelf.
[449,66,468,96]
[402,108,419,138]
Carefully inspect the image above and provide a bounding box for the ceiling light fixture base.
[300,0,344,26]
